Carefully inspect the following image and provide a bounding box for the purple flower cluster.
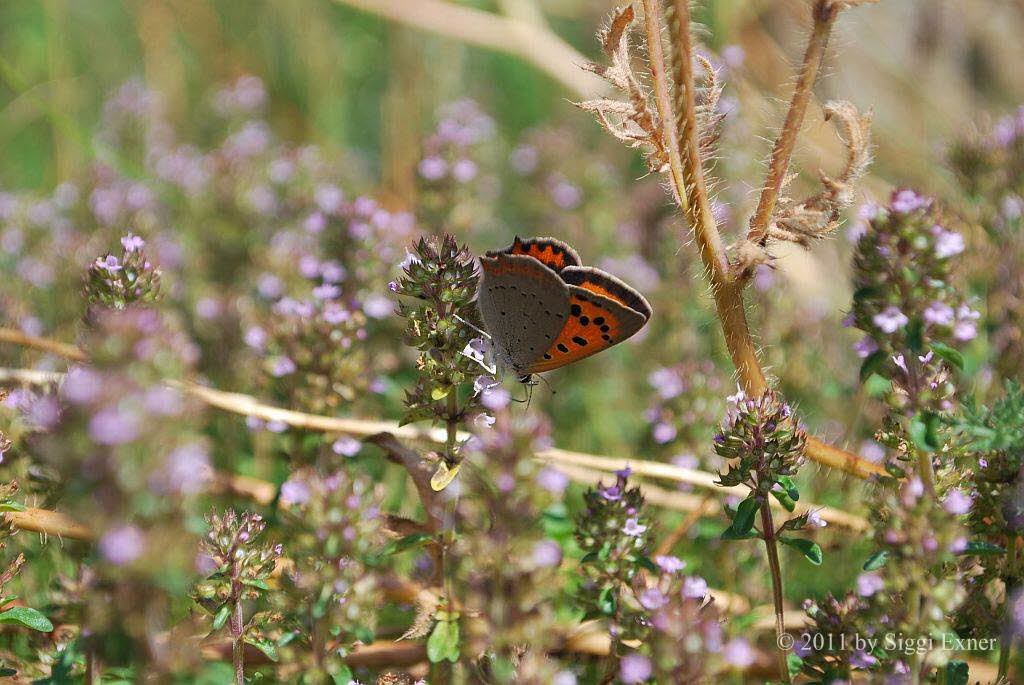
[417,99,494,184]
[644,361,725,463]
[849,189,979,402]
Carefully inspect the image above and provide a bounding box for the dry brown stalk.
[6,508,94,541]
[331,0,607,98]
[0,328,86,361]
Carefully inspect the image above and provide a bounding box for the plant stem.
[445,391,459,462]
[640,0,690,217]
[667,0,727,279]
[745,0,837,248]
[230,562,245,685]
[999,535,1020,680]
[760,500,791,684]
[906,582,923,683]
[916,448,936,496]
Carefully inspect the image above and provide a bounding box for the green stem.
[445,391,459,463]
[760,500,791,685]
[906,583,923,683]
[916,448,936,497]
[999,535,1020,680]
[230,562,245,685]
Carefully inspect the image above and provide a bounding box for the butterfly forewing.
[477,253,570,373]
[524,285,647,374]
[559,266,652,321]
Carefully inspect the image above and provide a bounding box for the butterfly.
[476,236,652,382]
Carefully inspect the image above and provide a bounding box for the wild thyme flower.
[268,468,385,682]
[635,554,723,681]
[849,189,974,412]
[455,407,568,681]
[949,106,1024,375]
[193,509,283,670]
[575,468,653,644]
[393,234,484,436]
[84,232,161,311]
[644,360,725,459]
[714,389,806,494]
[26,304,206,674]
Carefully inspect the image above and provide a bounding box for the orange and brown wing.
[559,266,652,322]
[487,236,581,273]
[523,285,649,374]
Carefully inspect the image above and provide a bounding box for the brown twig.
[666,0,727,279]
[745,0,875,248]
[0,314,887,481]
[0,327,87,361]
[640,0,690,213]
[6,508,94,541]
[365,432,443,533]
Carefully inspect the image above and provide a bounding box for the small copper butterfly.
[477,236,652,380]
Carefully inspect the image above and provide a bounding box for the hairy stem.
[746,0,838,248]
[640,0,690,215]
[760,501,791,684]
[667,0,728,279]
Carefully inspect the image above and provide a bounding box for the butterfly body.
[477,236,651,379]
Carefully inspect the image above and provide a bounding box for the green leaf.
[776,476,800,501]
[930,341,965,371]
[909,412,941,452]
[379,533,433,557]
[719,528,758,541]
[771,489,797,513]
[859,350,887,383]
[430,386,451,401]
[0,502,27,513]
[0,607,53,632]
[787,652,804,678]
[944,660,968,685]
[240,578,270,591]
[863,549,889,571]
[445,620,460,663]
[634,556,658,573]
[780,537,823,565]
[212,605,231,631]
[244,636,279,662]
[331,665,355,684]
[955,540,1005,556]
[721,496,760,540]
[427,619,459,664]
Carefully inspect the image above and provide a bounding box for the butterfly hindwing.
[523,285,647,374]
[489,236,581,273]
[477,252,570,373]
[559,266,652,322]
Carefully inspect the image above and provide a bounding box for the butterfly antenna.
[534,373,557,396]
